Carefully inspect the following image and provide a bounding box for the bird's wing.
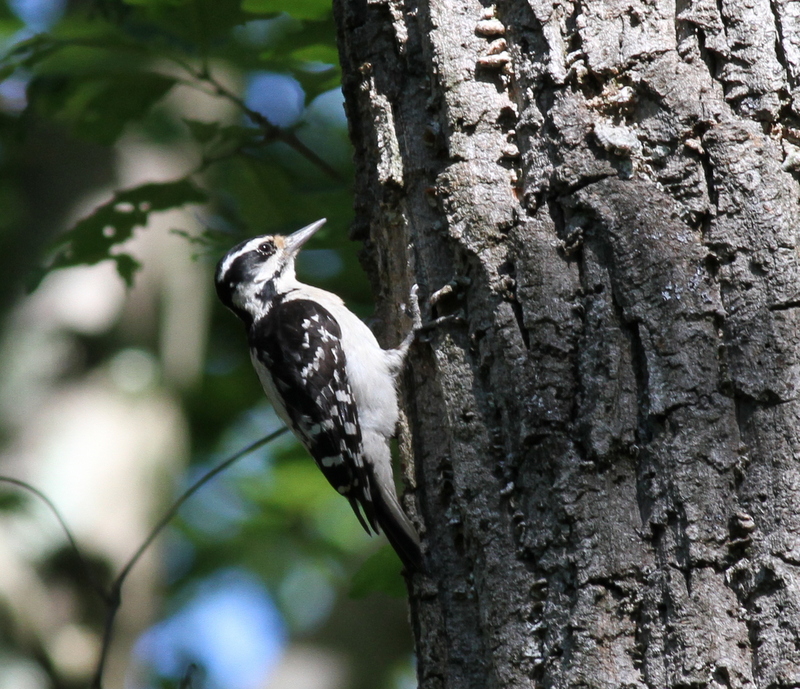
[250,298,378,534]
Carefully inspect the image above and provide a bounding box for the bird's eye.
[258,240,276,256]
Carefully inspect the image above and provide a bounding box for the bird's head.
[215,218,326,320]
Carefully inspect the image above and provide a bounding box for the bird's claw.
[407,284,423,331]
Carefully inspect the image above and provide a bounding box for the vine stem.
[0,477,107,601]
[0,427,288,689]
[91,427,288,688]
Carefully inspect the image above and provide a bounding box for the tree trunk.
[333,0,800,687]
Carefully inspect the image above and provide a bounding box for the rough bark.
[332,0,800,687]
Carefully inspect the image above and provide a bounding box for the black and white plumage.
[215,219,422,570]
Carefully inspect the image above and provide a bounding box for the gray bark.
[332,0,800,687]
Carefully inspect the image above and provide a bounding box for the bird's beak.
[283,218,327,257]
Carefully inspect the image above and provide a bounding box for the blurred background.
[0,1,416,688]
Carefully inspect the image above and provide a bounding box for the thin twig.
[119,428,287,586]
[275,129,345,183]
[0,476,109,602]
[179,663,199,689]
[90,427,288,688]
[3,36,342,181]
[168,56,343,181]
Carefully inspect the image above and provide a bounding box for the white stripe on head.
[217,236,269,281]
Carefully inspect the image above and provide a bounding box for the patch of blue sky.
[9,0,65,31]
[245,72,305,128]
[294,88,351,169]
[305,88,347,129]
[2,0,66,111]
[134,569,286,689]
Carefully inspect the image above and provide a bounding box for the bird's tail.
[362,433,423,572]
[372,477,423,572]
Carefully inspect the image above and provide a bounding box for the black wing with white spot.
[249,299,378,534]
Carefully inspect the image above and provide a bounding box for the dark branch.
[0,428,289,689]
[170,57,343,182]
[91,427,288,688]
[0,476,108,602]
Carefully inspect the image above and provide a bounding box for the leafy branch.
[1,32,341,180]
[168,55,342,181]
[34,179,209,289]
[0,427,288,689]
[2,27,345,288]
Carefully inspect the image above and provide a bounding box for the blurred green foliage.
[0,0,414,687]
[0,486,26,512]
[38,179,208,287]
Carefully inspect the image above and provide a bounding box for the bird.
[214,218,422,570]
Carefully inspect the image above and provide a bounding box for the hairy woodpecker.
[215,219,422,570]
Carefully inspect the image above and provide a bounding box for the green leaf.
[0,17,24,41]
[0,63,14,84]
[242,0,331,20]
[44,179,207,286]
[170,226,228,247]
[291,67,341,102]
[184,118,220,143]
[0,489,26,513]
[112,254,143,286]
[259,460,331,510]
[291,43,339,66]
[28,71,176,145]
[184,120,261,156]
[0,2,23,21]
[349,546,406,599]
[124,0,254,43]
[122,0,192,5]
[2,33,61,72]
